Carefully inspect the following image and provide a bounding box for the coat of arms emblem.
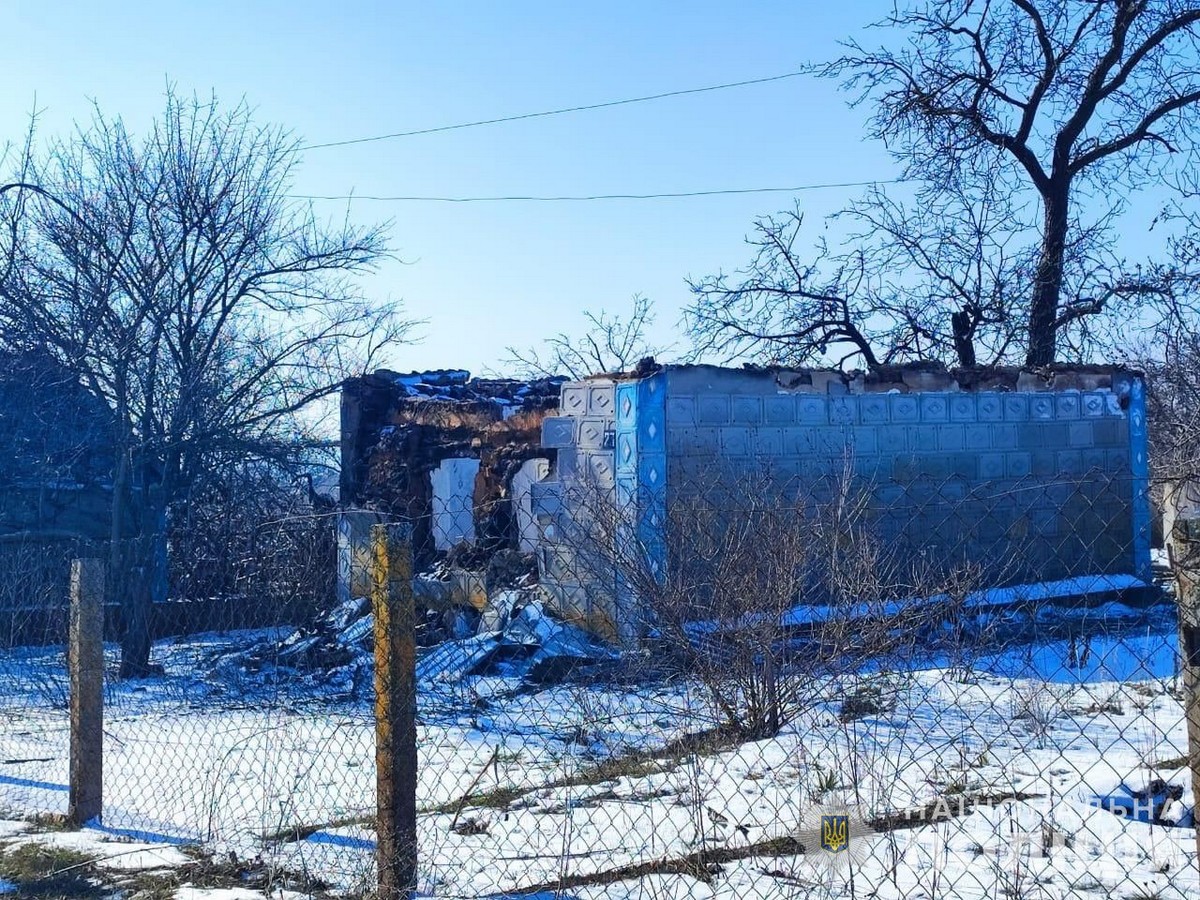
[820,814,849,853]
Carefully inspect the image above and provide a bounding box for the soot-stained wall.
[340,370,561,571]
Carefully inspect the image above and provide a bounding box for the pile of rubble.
[417,589,617,686]
[209,587,616,697]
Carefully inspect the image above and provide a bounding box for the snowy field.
[1,614,1197,899]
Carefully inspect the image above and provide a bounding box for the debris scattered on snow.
[418,595,618,686]
[478,589,522,634]
[208,597,376,696]
[210,586,617,696]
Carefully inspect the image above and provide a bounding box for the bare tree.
[504,294,664,379]
[558,465,982,739]
[0,118,39,331]
[688,2,1200,370]
[1123,165,1200,483]
[169,460,336,625]
[837,0,1200,366]
[0,92,412,675]
[1139,317,1200,484]
[687,185,1035,369]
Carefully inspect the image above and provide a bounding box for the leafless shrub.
[169,463,335,626]
[0,536,89,646]
[557,464,984,739]
[1009,680,1070,751]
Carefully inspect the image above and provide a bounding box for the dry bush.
[0,536,89,648]
[168,464,335,625]
[559,464,984,739]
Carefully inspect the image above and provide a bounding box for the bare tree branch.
[825,0,1200,365]
[504,294,666,379]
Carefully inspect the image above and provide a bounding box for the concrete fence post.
[371,524,418,899]
[68,557,105,826]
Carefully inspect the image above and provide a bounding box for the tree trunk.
[108,447,128,579]
[119,562,153,680]
[109,445,139,675]
[120,479,165,679]
[951,309,977,367]
[1025,186,1070,367]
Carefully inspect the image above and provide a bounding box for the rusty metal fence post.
[68,557,105,826]
[371,524,418,899]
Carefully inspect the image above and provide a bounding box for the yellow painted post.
[371,524,417,899]
[68,557,105,826]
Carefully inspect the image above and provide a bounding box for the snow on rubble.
[208,588,619,701]
[417,592,619,686]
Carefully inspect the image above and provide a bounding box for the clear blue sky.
[2,2,919,374]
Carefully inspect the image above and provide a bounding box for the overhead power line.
[292,180,899,203]
[300,70,810,150]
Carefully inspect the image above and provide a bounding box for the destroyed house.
[339,369,564,573]
[341,364,1153,642]
[534,364,1153,639]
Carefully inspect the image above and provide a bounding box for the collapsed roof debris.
[209,588,616,697]
[387,368,564,406]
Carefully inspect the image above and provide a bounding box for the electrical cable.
[292,179,901,203]
[300,70,810,150]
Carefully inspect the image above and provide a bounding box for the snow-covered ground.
[1,616,1196,898]
[0,815,315,899]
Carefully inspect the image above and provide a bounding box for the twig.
[450,745,501,834]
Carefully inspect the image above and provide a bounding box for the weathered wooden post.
[68,557,105,826]
[371,524,418,899]
[1165,479,1200,864]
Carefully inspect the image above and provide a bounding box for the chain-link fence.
[386,466,1195,900]
[0,502,377,892]
[1,457,1197,898]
